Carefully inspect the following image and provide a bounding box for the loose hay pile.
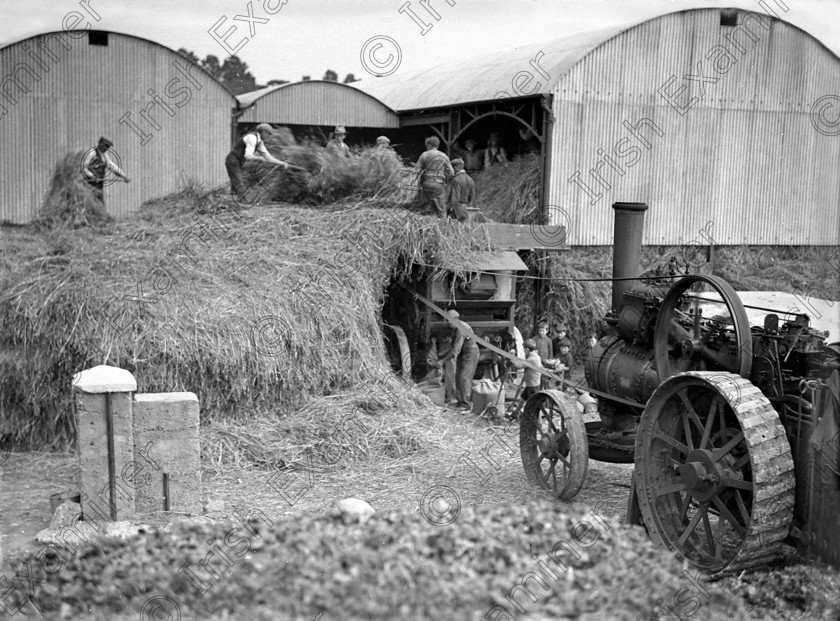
[472,152,541,223]
[35,151,112,229]
[240,130,413,207]
[0,187,490,452]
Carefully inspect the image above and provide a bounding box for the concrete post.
[132,393,201,515]
[73,365,137,521]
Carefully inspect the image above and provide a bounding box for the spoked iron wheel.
[635,372,795,575]
[654,275,753,382]
[519,390,588,501]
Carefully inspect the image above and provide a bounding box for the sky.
[1,0,839,87]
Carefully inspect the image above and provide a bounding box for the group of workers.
[414,136,477,221]
[81,126,505,211]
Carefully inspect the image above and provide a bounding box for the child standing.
[518,339,545,399]
[551,323,569,358]
[533,321,554,364]
[556,338,574,382]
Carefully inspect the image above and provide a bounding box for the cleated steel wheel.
[520,390,588,501]
[635,371,795,575]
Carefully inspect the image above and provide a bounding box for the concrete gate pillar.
[73,365,137,521]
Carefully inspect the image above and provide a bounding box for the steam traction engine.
[519,203,840,576]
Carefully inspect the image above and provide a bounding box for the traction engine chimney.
[611,202,648,313]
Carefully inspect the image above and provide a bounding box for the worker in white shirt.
[225,123,290,200]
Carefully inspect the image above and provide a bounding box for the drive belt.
[403,286,645,410]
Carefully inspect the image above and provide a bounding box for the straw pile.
[240,129,412,207]
[471,152,541,223]
[35,151,112,229]
[0,185,491,452]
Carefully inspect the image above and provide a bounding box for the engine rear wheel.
[520,390,588,500]
[634,371,795,575]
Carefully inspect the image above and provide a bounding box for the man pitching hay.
[225,123,289,200]
[81,137,130,204]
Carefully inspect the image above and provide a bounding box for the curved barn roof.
[236,80,400,128]
[357,25,637,111]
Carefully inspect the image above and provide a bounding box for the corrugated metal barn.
[0,30,236,223]
[363,8,840,246]
[236,80,400,145]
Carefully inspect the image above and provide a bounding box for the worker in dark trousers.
[446,158,475,222]
[225,123,289,200]
[434,310,480,410]
[81,137,130,204]
[415,136,453,218]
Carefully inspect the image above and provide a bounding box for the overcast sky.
[1,0,839,86]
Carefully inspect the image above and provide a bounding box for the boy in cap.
[225,123,290,200]
[326,125,351,157]
[446,158,475,222]
[82,137,130,204]
[376,135,391,150]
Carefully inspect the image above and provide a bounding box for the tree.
[220,55,258,95]
[177,48,200,65]
[343,73,359,84]
[302,75,311,81]
[202,55,223,81]
[322,69,338,82]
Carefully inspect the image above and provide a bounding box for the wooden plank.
[469,223,569,251]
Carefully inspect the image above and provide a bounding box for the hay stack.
[0,187,490,451]
[36,151,112,228]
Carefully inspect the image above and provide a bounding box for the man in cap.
[82,137,130,204]
[225,123,290,201]
[415,136,454,218]
[326,125,350,157]
[434,309,480,410]
[376,135,391,150]
[446,158,475,222]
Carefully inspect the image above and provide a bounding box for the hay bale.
[36,151,112,229]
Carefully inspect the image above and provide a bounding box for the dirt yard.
[2,398,840,621]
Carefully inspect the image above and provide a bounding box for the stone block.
[132,392,201,515]
[74,387,135,521]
